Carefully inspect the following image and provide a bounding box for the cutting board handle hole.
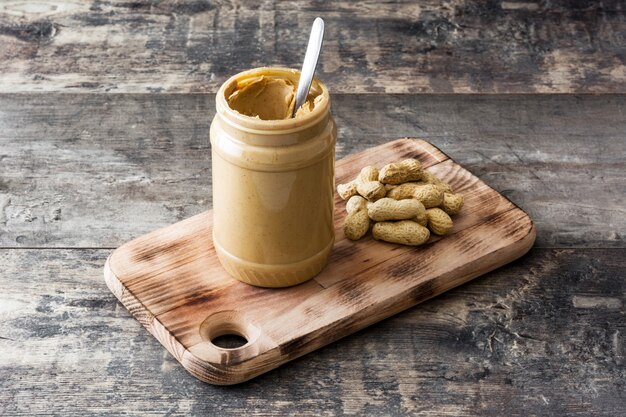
[211,333,248,349]
[199,311,260,352]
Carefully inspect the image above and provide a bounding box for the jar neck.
[215,67,331,147]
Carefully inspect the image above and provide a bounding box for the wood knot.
[0,20,58,43]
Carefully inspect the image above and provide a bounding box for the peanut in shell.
[372,220,430,246]
[426,207,454,235]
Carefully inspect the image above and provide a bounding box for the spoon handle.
[294,17,325,117]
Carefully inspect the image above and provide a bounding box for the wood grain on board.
[1,0,625,93]
[104,139,535,384]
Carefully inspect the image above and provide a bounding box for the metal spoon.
[293,17,325,117]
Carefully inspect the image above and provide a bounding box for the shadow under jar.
[210,67,336,288]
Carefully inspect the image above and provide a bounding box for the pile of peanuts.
[337,159,464,246]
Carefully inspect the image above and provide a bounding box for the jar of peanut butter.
[210,67,336,287]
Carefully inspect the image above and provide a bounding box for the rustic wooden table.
[1,2,625,416]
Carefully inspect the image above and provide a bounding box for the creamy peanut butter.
[226,73,325,120]
[211,67,336,288]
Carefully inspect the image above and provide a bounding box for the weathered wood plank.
[0,0,625,93]
[1,248,624,415]
[0,93,624,248]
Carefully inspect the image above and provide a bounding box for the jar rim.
[216,67,330,134]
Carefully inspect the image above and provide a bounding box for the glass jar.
[210,67,336,287]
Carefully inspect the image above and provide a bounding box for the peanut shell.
[372,220,430,246]
[426,207,454,235]
[344,209,370,240]
[368,198,425,222]
[378,158,422,184]
[442,193,464,215]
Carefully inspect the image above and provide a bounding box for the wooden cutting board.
[104,138,535,385]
